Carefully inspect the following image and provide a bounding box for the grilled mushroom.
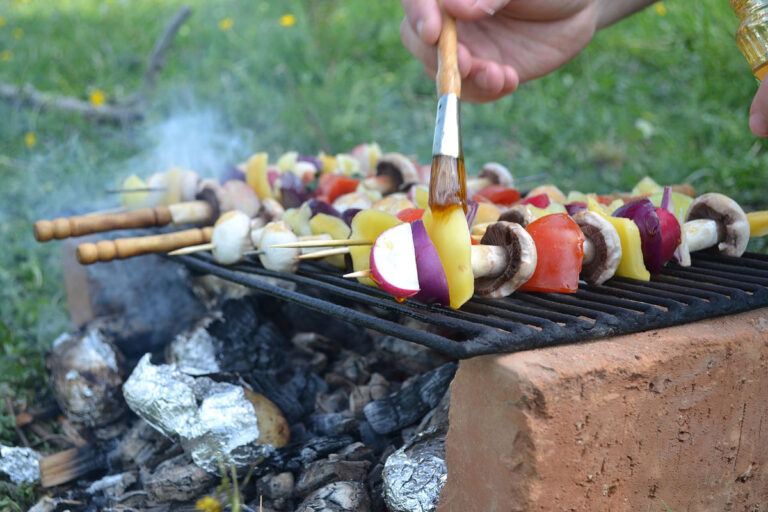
[499,204,535,227]
[685,193,750,257]
[573,210,622,285]
[467,162,514,191]
[257,221,301,273]
[473,221,537,298]
[211,210,252,265]
[363,153,420,194]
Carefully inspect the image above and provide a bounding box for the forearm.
[596,0,658,29]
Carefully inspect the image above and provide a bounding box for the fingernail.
[750,112,768,137]
[416,20,424,38]
[473,0,496,15]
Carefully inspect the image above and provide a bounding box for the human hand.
[400,0,601,102]
[749,78,768,138]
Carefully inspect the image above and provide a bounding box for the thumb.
[749,78,768,138]
[443,0,511,20]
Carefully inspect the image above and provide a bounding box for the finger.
[399,0,442,44]
[750,79,768,138]
[400,18,438,72]
[462,62,519,102]
[443,0,511,20]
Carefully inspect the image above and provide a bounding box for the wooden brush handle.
[76,227,214,265]
[437,4,460,97]
[34,207,173,242]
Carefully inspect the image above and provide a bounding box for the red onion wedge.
[307,198,342,219]
[656,206,681,264]
[369,223,420,300]
[411,220,450,306]
[613,198,663,274]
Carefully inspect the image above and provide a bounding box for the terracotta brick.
[438,308,768,512]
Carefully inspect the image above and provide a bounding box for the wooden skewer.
[76,227,213,265]
[343,269,371,279]
[168,243,215,256]
[297,247,351,260]
[269,238,371,249]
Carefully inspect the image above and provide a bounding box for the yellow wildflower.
[654,2,667,16]
[0,16,6,27]
[1,50,11,62]
[25,132,36,148]
[280,14,296,27]
[13,27,23,39]
[218,17,233,31]
[195,496,221,512]
[89,89,106,107]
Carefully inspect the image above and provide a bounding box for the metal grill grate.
[176,251,768,359]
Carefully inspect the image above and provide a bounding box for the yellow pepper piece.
[350,209,402,286]
[120,174,148,208]
[588,197,650,281]
[747,211,768,237]
[318,152,338,173]
[649,191,693,226]
[631,176,663,197]
[245,152,273,201]
[411,185,429,209]
[422,205,474,309]
[473,202,500,226]
[528,202,567,220]
[310,213,351,268]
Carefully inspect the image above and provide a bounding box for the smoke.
[121,108,253,182]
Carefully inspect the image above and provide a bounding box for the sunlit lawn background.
[0,0,765,507]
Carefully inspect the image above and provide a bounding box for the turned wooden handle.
[76,227,214,265]
[34,207,173,242]
[437,3,460,97]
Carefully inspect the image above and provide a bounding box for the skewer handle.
[76,227,214,265]
[34,207,172,242]
[437,2,460,97]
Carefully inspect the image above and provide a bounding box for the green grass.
[0,0,766,504]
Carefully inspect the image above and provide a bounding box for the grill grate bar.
[177,251,768,359]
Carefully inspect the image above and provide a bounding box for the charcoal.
[282,302,371,351]
[107,419,172,471]
[85,471,137,498]
[416,387,451,434]
[308,413,359,437]
[143,453,215,503]
[257,471,295,500]
[296,480,371,512]
[336,442,375,463]
[295,457,371,497]
[47,328,125,427]
[269,435,355,473]
[292,332,343,355]
[363,363,457,434]
[357,421,395,456]
[373,335,449,376]
[329,351,371,385]
[248,367,327,423]
[315,388,350,414]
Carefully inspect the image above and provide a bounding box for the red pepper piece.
[521,193,550,208]
[316,174,360,204]
[396,208,425,223]
[474,185,521,206]
[519,213,584,293]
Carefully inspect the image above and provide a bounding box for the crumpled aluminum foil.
[166,317,221,375]
[0,445,41,484]
[123,354,275,473]
[47,328,124,426]
[382,428,447,512]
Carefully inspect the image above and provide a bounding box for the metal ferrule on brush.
[432,93,463,158]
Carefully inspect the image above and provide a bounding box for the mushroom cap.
[195,179,227,221]
[498,204,535,227]
[261,197,286,222]
[475,221,537,298]
[375,153,420,189]
[479,162,513,187]
[258,221,300,274]
[212,210,252,265]
[223,180,261,218]
[572,210,622,285]
[685,193,749,257]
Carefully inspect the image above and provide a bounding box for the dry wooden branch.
[0,5,191,124]
[140,5,192,96]
[0,82,143,123]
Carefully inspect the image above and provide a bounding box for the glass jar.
[732,0,768,79]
